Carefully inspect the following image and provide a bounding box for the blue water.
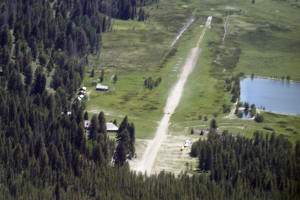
[240,78,300,115]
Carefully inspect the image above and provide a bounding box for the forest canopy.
[0,0,299,199]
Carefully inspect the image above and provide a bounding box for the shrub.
[263,126,274,131]
[255,114,264,123]
[237,111,243,118]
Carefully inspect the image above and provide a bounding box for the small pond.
[240,77,300,115]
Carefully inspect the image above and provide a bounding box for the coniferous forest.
[0,0,299,199]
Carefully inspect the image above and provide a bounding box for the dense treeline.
[0,86,115,198]
[191,130,300,199]
[0,0,154,99]
[99,0,157,20]
[115,116,136,165]
[0,0,104,101]
[1,0,299,199]
[224,73,243,103]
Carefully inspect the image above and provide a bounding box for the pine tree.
[210,119,217,130]
[114,142,126,166]
[24,64,33,86]
[100,69,104,83]
[84,111,88,120]
[32,68,46,95]
[89,115,99,140]
[90,69,95,77]
[128,123,135,158]
[118,116,128,135]
[98,111,106,134]
[113,74,118,83]
[92,144,105,165]
[55,183,60,200]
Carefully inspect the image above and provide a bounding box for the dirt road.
[133,16,212,174]
[170,17,195,47]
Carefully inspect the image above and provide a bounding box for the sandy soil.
[222,15,230,42]
[224,101,238,120]
[170,17,195,47]
[131,16,212,175]
[152,135,199,175]
[128,139,151,170]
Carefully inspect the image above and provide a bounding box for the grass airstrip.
[84,0,300,145]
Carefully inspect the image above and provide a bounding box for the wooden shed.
[106,122,118,132]
[96,84,109,91]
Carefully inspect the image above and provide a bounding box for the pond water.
[240,77,300,115]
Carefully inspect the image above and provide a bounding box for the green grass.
[171,27,232,125]
[230,0,300,80]
[84,0,300,143]
[84,22,206,138]
[169,0,300,144]
[84,0,209,139]
[171,112,300,145]
[219,112,300,145]
[111,19,147,31]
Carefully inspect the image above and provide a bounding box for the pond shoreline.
[257,109,300,117]
[244,75,300,83]
[240,77,300,116]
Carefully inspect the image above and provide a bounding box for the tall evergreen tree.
[89,115,99,140]
[98,111,106,134]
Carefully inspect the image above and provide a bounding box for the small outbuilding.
[61,111,72,115]
[184,139,192,148]
[83,121,118,132]
[96,84,109,91]
[78,90,86,95]
[80,87,87,91]
[84,120,91,129]
[106,122,118,132]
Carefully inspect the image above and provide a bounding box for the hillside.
[0,0,299,199]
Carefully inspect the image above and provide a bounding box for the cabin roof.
[80,87,87,91]
[96,84,109,90]
[106,122,118,131]
[83,121,118,132]
[84,120,91,129]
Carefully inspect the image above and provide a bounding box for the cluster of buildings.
[72,85,117,134]
[73,87,87,105]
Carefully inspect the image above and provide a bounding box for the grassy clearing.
[84,0,300,143]
[82,0,300,174]
[230,0,300,80]
[171,26,232,125]
[169,0,300,144]
[84,23,205,138]
[219,112,300,145]
[171,111,300,146]
[84,0,208,139]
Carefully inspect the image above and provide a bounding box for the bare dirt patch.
[152,135,199,175]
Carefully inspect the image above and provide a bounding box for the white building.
[96,84,109,91]
[106,122,118,132]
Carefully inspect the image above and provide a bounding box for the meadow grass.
[85,0,300,143]
[171,26,232,125]
[219,112,300,145]
[230,0,300,80]
[84,0,208,139]
[169,0,300,144]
